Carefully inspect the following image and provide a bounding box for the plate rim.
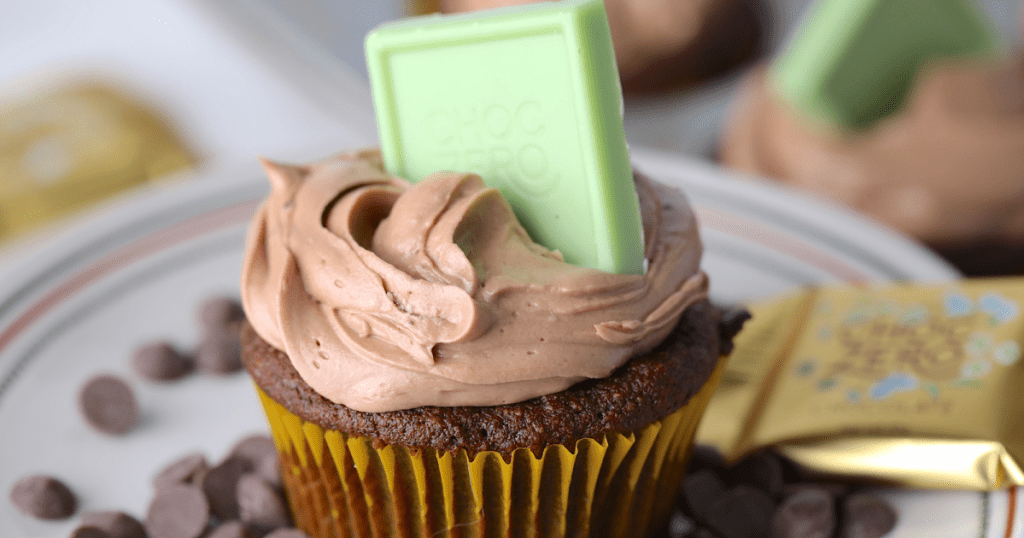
[0,151,989,538]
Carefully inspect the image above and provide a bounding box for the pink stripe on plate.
[695,205,872,282]
[0,199,259,356]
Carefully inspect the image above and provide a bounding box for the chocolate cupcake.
[240,150,740,537]
[436,0,764,94]
[720,54,1024,276]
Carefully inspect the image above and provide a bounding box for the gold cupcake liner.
[254,360,723,538]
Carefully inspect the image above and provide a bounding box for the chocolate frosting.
[241,150,706,412]
[721,55,1024,247]
[241,300,724,454]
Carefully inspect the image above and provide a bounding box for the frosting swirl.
[241,150,706,412]
[721,55,1024,247]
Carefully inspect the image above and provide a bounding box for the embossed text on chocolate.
[425,101,559,195]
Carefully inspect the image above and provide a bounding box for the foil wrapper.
[696,278,1024,490]
[0,83,194,240]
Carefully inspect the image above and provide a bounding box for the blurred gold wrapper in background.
[0,83,195,242]
[697,278,1024,490]
[406,0,441,15]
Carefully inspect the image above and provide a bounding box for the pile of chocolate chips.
[10,432,307,538]
[655,446,897,538]
[76,296,247,438]
[132,295,247,381]
[8,296,310,538]
[139,433,301,538]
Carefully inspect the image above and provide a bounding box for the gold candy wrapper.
[696,278,1024,490]
[0,83,194,241]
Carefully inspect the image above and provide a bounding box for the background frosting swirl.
[721,55,1024,248]
[241,150,706,412]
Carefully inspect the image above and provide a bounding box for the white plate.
[1,147,1014,538]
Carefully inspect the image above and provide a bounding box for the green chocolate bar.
[772,0,1000,130]
[365,0,644,275]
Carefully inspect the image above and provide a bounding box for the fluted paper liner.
[253,360,723,538]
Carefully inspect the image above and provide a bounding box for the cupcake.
[240,149,741,537]
[720,54,1024,276]
[433,0,764,94]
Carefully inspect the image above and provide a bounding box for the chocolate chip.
[9,474,77,520]
[228,434,280,488]
[666,509,696,538]
[145,485,209,538]
[677,448,899,538]
[198,296,244,332]
[195,331,241,375]
[704,485,775,538]
[682,468,725,523]
[69,526,109,538]
[229,434,276,467]
[206,521,255,538]
[78,374,139,435]
[154,452,209,490]
[729,451,784,498]
[237,474,290,532]
[840,494,897,538]
[689,444,725,473]
[263,530,309,538]
[80,510,147,538]
[256,453,282,489]
[201,457,249,520]
[772,488,835,538]
[132,342,192,382]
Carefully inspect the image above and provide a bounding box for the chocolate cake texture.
[243,299,737,455]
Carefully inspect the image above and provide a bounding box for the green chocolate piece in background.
[365,0,644,275]
[771,0,1001,131]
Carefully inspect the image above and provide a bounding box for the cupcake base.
[256,358,724,538]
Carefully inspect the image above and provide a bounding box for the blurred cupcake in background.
[720,0,1024,276]
[424,0,765,94]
